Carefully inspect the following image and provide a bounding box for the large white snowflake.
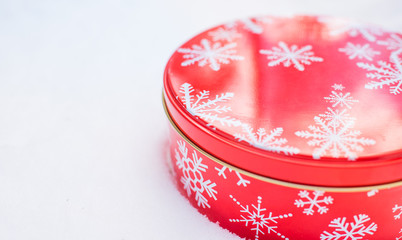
[215,166,250,187]
[295,115,375,160]
[357,49,402,95]
[208,27,242,42]
[377,33,402,52]
[294,190,334,215]
[175,141,217,208]
[320,214,378,240]
[393,204,402,220]
[324,90,359,109]
[179,83,241,127]
[229,195,292,240]
[234,124,300,155]
[177,38,244,71]
[338,42,380,61]
[259,41,323,71]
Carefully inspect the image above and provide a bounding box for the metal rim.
[163,95,402,193]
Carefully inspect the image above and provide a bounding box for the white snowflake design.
[215,166,250,187]
[357,48,402,95]
[295,116,375,160]
[208,27,242,42]
[177,38,244,71]
[259,41,323,71]
[366,189,379,197]
[179,83,241,127]
[175,141,217,208]
[234,124,300,155]
[332,83,345,91]
[229,195,292,240]
[324,90,359,109]
[320,214,377,240]
[319,107,355,128]
[339,42,380,61]
[295,85,375,160]
[393,204,402,220]
[294,190,334,215]
[377,33,402,52]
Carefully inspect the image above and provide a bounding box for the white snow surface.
[0,0,401,239]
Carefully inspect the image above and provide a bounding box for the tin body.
[163,15,402,239]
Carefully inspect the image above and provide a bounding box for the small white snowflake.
[294,190,334,215]
[208,27,242,42]
[319,107,355,128]
[393,204,402,220]
[259,41,323,71]
[215,166,250,187]
[332,84,345,91]
[320,214,378,240]
[177,38,244,71]
[229,195,292,240]
[175,141,217,208]
[357,49,402,95]
[339,42,380,61]
[324,90,359,109]
[366,189,379,197]
[377,33,402,52]
[234,124,300,155]
[179,83,241,127]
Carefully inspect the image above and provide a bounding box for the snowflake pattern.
[295,84,375,160]
[294,190,334,215]
[208,27,242,42]
[357,49,402,95]
[175,141,217,208]
[259,41,323,71]
[215,166,250,187]
[229,195,292,240]
[339,42,380,61]
[234,124,300,155]
[177,38,244,71]
[393,204,402,220]
[320,214,377,240]
[324,90,359,109]
[179,83,241,127]
[377,33,402,52]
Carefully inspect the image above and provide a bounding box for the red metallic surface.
[163,15,402,187]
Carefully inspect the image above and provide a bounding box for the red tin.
[163,15,402,239]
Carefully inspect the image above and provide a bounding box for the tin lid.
[163,15,402,187]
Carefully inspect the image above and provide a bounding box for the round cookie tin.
[163,15,402,239]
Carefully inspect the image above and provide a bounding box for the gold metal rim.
[162,96,402,192]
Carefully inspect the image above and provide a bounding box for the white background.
[0,0,401,239]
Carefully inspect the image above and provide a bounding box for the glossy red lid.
[163,15,402,187]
